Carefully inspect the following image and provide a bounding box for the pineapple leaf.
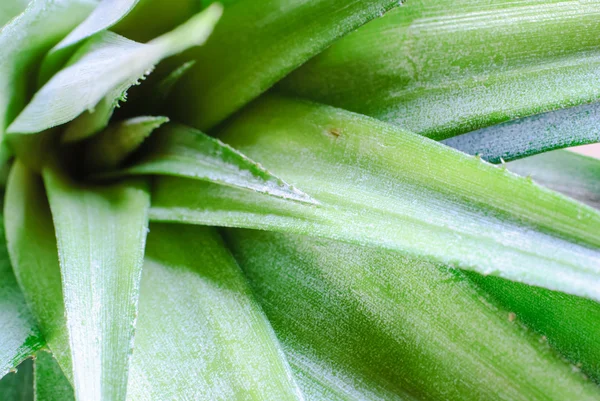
[127,224,303,400]
[105,123,317,204]
[34,351,74,401]
[5,162,70,381]
[444,103,600,163]
[0,358,33,401]
[508,150,600,210]
[7,3,222,136]
[278,0,600,140]
[0,0,95,142]
[42,167,150,401]
[0,0,29,27]
[39,0,141,85]
[0,207,44,378]
[151,95,600,301]
[167,0,401,130]
[226,229,600,400]
[84,116,169,172]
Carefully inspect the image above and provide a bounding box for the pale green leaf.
[0,207,43,377]
[508,150,600,210]
[39,0,141,85]
[226,229,600,400]
[110,123,316,204]
[0,0,30,27]
[42,167,150,401]
[278,0,600,140]
[167,0,400,130]
[7,3,222,136]
[0,358,33,401]
[127,224,303,400]
[34,351,74,401]
[5,162,71,381]
[151,95,600,301]
[0,0,95,140]
[443,103,600,163]
[84,116,168,172]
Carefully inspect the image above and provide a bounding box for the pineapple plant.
[1,0,600,399]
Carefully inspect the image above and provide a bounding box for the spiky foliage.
[1,0,600,400]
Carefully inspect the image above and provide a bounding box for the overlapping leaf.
[227,229,600,400]
[7,3,222,138]
[127,224,303,400]
[167,0,400,130]
[112,123,316,204]
[279,0,600,140]
[151,95,600,301]
[42,166,149,401]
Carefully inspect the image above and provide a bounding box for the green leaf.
[0,0,29,27]
[508,150,600,210]
[151,95,600,301]
[226,229,600,400]
[42,167,150,401]
[0,358,33,401]
[84,116,169,172]
[0,205,44,378]
[443,103,600,163]
[39,0,141,85]
[110,123,316,204]
[278,0,600,140]
[127,224,303,400]
[5,162,71,381]
[0,0,95,140]
[7,3,222,136]
[167,0,400,130]
[34,351,74,401]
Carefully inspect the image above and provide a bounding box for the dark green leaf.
[34,351,74,401]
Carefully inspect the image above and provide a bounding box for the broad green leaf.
[0,0,30,27]
[167,0,400,130]
[464,271,600,384]
[443,103,600,163]
[7,3,222,136]
[278,0,600,140]
[111,123,316,204]
[0,207,43,377]
[508,150,600,210]
[35,351,75,401]
[151,95,600,301]
[0,0,95,140]
[0,358,33,401]
[84,116,168,172]
[39,0,141,84]
[42,167,150,401]
[226,229,600,400]
[5,162,70,381]
[127,224,303,400]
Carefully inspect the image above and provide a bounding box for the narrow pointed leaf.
[0,0,94,140]
[35,351,75,401]
[227,229,600,400]
[0,208,44,377]
[39,0,141,84]
[508,150,600,210]
[279,0,600,140]
[5,162,71,381]
[84,116,168,172]
[111,123,316,204]
[127,224,303,400]
[151,96,600,300]
[167,0,400,130]
[0,358,33,401]
[7,3,222,135]
[443,103,600,163]
[42,168,150,401]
